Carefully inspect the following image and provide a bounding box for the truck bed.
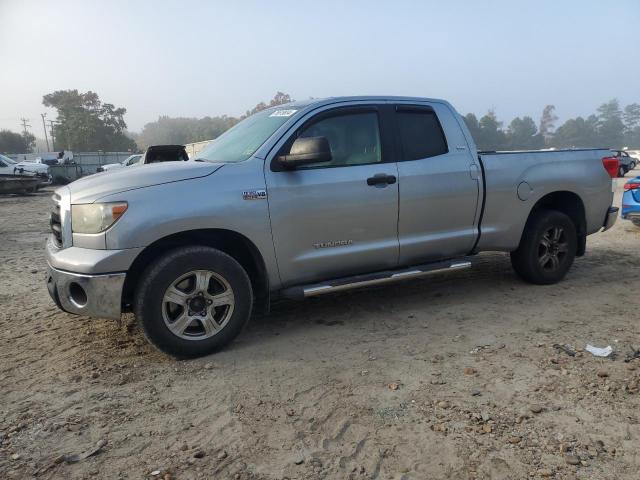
[476,148,613,252]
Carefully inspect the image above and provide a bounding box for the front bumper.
[603,206,619,231]
[46,264,126,320]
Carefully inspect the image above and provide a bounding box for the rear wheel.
[134,246,253,358]
[510,210,577,285]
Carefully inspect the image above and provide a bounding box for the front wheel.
[618,166,626,177]
[510,210,577,285]
[134,246,253,358]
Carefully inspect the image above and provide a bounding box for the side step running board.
[281,258,472,299]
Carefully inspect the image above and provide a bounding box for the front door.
[265,105,399,286]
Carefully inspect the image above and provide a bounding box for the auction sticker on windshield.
[269,109,297,117]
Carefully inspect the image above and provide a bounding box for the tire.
[618,166,625,178]
[134,246,253,358]
[510,210,577,285]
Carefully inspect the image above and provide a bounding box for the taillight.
[624,182,640,191]
[602,156,619,178]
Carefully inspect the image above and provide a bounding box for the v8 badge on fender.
[242,189,267,200]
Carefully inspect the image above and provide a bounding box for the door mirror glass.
[277,136,332,168]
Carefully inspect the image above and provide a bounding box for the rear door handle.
[367,174,397,186]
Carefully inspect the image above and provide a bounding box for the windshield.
[0,154,17,164]
[122,155,141,165]
[195,107,298,163]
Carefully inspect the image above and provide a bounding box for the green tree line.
[135,92,292,149]
[42,90,137,152]
[2,92,638,154]
[0,130,36,154]
[464,99,640,151]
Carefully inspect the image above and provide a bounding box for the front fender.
[101,158,281,288]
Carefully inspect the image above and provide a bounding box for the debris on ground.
[553,343,576,356]
[624,348,640,363]
[63,439,107,463]
[586,344,614,358]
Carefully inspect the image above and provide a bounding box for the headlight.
[71,202,128,234]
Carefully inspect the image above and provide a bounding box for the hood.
[16,161,49,173]
[68,161,223,203]
[101,163,124,170]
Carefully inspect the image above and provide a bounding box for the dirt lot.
[1,174,639,480]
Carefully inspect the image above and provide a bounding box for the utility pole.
[19,118,32,136]
[46,120,57,151]
[41,113,50,151]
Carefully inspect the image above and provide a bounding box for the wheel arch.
[122,228,270,313]
[522,190,587,256]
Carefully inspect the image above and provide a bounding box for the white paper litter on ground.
[585,344,613,357]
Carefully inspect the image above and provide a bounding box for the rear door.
[394,103,481,264]
[265,104,399,286]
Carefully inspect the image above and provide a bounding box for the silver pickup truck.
[46,96,620,358]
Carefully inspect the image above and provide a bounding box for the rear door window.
[396,109,448,160]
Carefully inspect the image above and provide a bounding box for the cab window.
[396,109,448,160]
[292,111,382,168]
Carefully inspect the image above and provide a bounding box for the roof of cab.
[280,95,450,110]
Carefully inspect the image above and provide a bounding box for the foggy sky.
[1,0,639,136]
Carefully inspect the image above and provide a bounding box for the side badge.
[242,189,267,200]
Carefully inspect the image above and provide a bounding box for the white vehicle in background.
[0,153,51,183]
[624,150,639,170]
[96,154,142,173]
[34,151,74,166]
[0,153,50,192]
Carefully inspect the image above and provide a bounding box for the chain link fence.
[48,152,134,183]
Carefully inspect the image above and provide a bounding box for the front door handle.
[367,174,397,186]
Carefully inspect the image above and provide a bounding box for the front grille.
[50,198,62,247]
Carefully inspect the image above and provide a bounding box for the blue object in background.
[622,176,640,226]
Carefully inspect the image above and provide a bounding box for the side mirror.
[277,136,332,168]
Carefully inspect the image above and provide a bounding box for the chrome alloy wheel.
[162,270,235,340]
[537,226,569,272]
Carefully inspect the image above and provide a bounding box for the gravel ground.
[1,172,639,480]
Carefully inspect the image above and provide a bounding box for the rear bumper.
[46,264,125,320]
[621,189,640,221]
[623,211,640,226]
[603,206,619,231]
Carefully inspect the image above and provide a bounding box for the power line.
[41,113,50,151]
[46,120,58,151]
[19,118,31,136]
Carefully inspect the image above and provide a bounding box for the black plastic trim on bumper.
[603,206,619,231]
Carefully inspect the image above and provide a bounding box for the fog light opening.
[69,282,88,307]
